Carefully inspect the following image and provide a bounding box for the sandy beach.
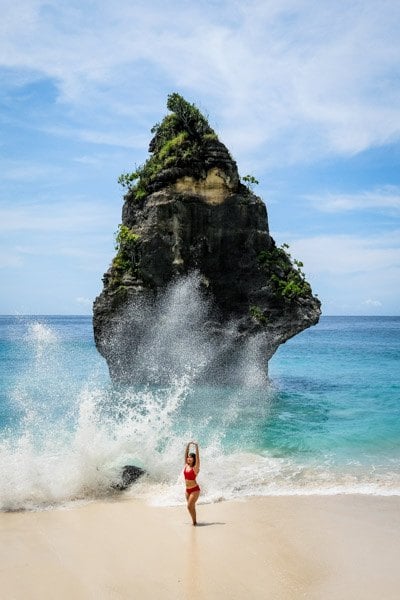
[0,494,399,599]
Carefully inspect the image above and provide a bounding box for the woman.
[183,441,200,526]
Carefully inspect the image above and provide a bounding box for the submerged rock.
[112,465,145,491]
[93,93,321,383]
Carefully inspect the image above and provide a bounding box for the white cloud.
[0,252,23,268]
[363,299,382,307]
[278,231,400,314]
[76,296,92,307]
[73,155,100,166]
[0,199,119,232]
[43,125,148,149]
[287,231,400,276]
[15,243,105,259]
[1,160,66,182]
[1,1,400,163]
[13,242,112,273]
[306,186,400,213]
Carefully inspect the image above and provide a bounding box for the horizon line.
[0,314,398,318]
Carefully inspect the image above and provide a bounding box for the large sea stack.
[93,94,321,383]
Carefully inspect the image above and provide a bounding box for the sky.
[1,0,399,315]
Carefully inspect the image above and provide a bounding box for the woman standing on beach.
[184,442,200,526]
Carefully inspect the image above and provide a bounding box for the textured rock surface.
[93,95,321,383]
[112,465,145,491]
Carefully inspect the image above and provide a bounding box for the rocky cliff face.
[93,94,321,384]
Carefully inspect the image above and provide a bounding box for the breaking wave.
[0,279,399,511]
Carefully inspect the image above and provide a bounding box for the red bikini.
[184,467,197,480]
[184,467,200,495]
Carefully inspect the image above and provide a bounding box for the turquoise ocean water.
[0,314,399,511]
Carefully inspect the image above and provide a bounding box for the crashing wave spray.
[0,281,272,511]
[0,344,193,510]
[1,311,399,511]
[99,272,269,386]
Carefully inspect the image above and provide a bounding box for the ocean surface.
[0,313,399,511]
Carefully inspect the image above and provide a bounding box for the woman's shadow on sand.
[193,521,226,527]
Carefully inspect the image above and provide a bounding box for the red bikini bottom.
[186,485,200,495]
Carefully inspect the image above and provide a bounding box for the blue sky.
[1,0,399,315]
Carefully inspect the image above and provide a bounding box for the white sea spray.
[0,297,399,511]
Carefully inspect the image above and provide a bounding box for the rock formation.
[112,465,145,491]
[93,94,321,384]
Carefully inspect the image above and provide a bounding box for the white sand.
[0,495,399,599]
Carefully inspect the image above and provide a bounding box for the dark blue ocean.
[0,315,399,510]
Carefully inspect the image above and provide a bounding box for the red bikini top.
[184,466,196,480]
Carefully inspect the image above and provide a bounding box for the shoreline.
[1,494,399,599]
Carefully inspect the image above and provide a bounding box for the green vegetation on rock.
[117,169,142,191]
[241,174,259,192]
[115,223,141,252]
[118,93,217,200]
[258,243,311,302]
[110,224,141,288]
[249,305,269,325]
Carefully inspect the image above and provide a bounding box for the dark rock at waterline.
[113,465,145,491]
[93,94,321,383]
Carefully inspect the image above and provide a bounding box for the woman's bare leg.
[186,491,200,525]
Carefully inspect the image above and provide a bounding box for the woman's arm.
[184,442,190,464]
[194,442,200,474]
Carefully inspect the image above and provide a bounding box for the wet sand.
[0,495,399,599]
